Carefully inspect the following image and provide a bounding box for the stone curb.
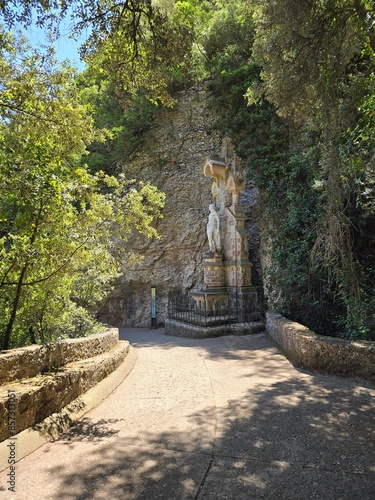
[0,344,137,471]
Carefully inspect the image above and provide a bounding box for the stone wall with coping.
[266,313,375,383]
[0,330,129,442]
[0,329,119,385]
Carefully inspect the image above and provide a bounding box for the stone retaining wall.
[0,330,129,442]
[266,313,375,383]
[0,330,119,385]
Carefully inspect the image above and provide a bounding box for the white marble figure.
[207,204,221,253]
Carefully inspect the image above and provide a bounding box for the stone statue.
[207,204,221,253]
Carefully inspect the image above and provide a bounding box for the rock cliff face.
[98,82,261,327]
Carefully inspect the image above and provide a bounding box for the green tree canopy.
[1,1,213,105]
[247,0,375,338]
[2,0,375,341]
[0,31,164,349]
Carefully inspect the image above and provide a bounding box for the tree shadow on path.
[41,333,375,500]
[41,380,375,499]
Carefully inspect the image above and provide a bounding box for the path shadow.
[55,417,124,444]
[41,367,375,499]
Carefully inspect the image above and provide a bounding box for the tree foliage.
[247,0,375,338]
[72,0,219,175]
[1,1,210,104]
[0,32,164,350]
[203,0,375,339]
[78,75,156,176]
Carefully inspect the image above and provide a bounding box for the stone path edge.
[0,344,137,471]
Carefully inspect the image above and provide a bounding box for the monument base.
[203,255,226,289]
[164,318,265,339]
[191,289,229,313]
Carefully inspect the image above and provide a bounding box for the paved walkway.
[1,329,375,499]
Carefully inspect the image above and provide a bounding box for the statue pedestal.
[191,289,229,313]
[227,260,253,295]
[203,254,226,291]
[192,254,229,314]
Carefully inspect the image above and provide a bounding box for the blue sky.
[23,17,89,70]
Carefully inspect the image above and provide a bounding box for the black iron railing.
[168,290,262,327]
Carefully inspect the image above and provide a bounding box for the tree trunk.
[2,201,43,350]
[2,265,28,350]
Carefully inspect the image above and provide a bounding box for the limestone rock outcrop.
[98,82,261,327]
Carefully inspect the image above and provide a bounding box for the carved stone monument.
[165,138,263,337]
[192,138,254,311]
